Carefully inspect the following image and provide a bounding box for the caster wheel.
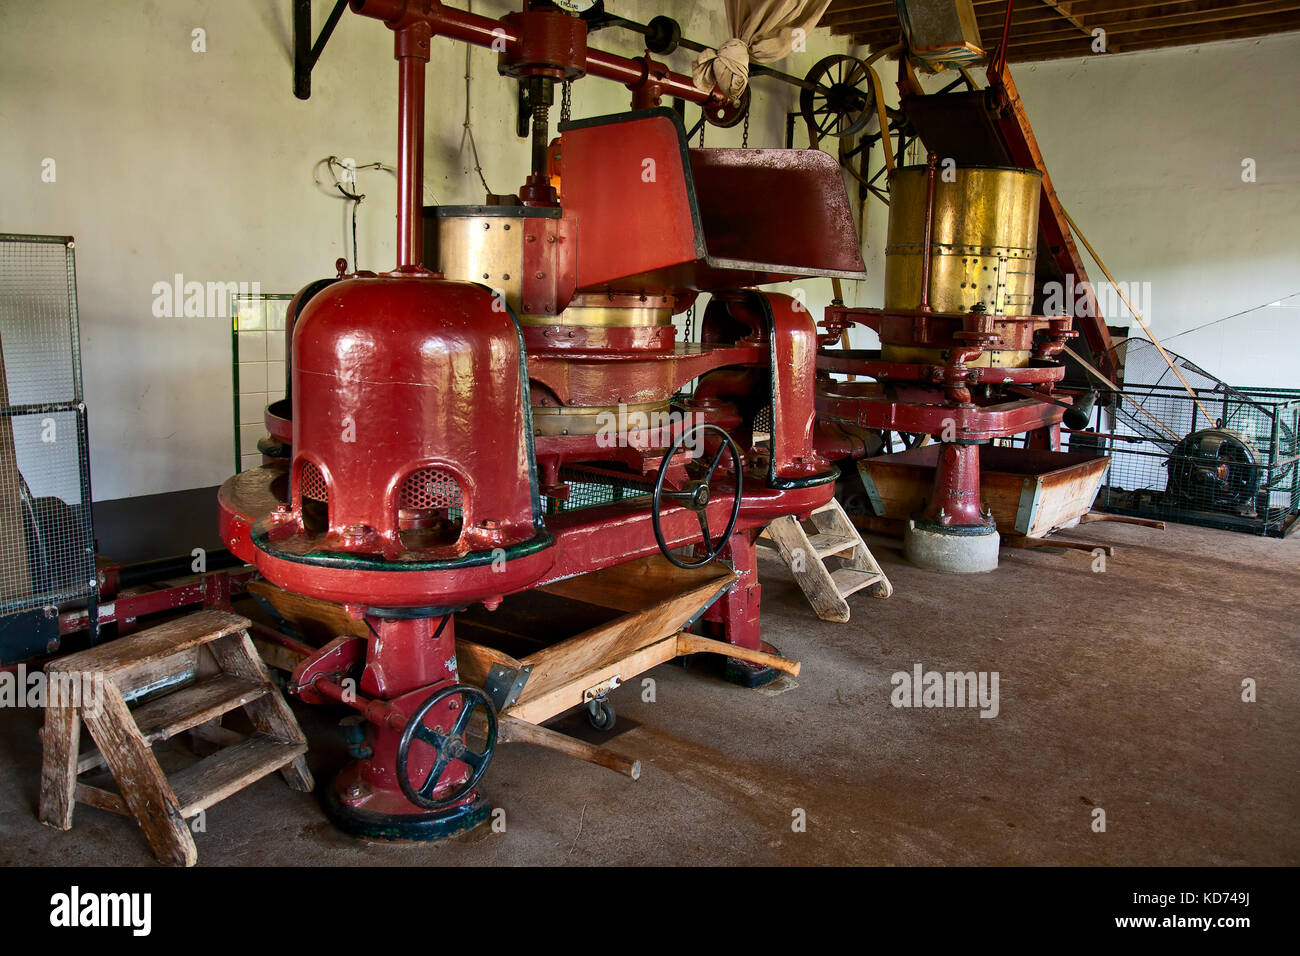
[587,699,616,732]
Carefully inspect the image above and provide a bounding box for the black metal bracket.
[294,0,350,100]
[483,662,533,712]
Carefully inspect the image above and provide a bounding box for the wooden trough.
[854,445,1112,539]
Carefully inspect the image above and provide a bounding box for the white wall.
[870,31,1300,389]
[1,0,863,501]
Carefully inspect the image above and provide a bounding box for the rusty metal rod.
[918,152,938,314]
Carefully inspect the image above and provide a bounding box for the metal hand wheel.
[652,423,743,570]
[396,683,497,811]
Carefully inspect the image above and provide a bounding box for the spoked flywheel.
[800,53,877,139]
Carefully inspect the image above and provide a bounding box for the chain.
[741,108,749,148]
[561,79,572,125]
[686,109,704,348]
[461,6,492,195]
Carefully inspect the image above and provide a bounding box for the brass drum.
[884,165,1042,317]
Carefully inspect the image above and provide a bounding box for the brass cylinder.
[884,165,1042,316]
[531,400,671,437]
[429,209,527,311]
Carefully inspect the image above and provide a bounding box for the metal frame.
[0,234,98,640]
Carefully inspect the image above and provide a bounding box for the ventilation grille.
[299,460,329,503]
[400,467,462,511]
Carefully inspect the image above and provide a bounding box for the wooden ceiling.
[823,0,1300,63]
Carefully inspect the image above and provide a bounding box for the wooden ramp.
[39,609,312,866]
[758,498,892,623]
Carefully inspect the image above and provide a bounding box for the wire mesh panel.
[0,235,96,612]
[1093,384,1300,537]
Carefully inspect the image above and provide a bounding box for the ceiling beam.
[1089,0,1300,36]
[1036,0,1092,36]
[1003,10,1300,57]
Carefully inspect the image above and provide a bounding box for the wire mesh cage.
[1087,342,1300,537]
[0,234,97,615]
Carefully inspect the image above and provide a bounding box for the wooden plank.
[764,513,851,623]
[497,716,640,779]
[75,674,266,775]
[135,674,268,742]
[830,567,885,598]
[1038,0,1091,36]
[506,636,681,726]
[1079,512,1165,529]
[247,579,364,643]
[455,640,526,688]
[46,609,249,678]
[169,732,307,818]
[113,647,203,702]
[677,632,801,676]
[517,573,732,703]
[1021,455,1110,536]
[806,532,859,558]
[1005,535,1114,556]
[80,681,196,866]
[1088,0,1300,35]
[205,630,313,791]
[251,636,307,672]
[74,782,129,817]
[37,699,80,830]
[539,554,734,614]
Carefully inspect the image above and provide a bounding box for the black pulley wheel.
[800,53,875,139]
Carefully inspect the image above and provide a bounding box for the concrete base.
[904,519,1000,573]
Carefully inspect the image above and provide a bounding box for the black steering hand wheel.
[652,423,743,570]
[395,683,497,811]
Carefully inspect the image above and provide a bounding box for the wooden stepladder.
[759,498,893,623]
[39,609,312,866]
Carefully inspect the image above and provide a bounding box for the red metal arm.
[349,0,727,108]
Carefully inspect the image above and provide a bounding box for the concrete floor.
[2,518,1297,866]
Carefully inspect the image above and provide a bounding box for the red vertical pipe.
[394,23,431,271]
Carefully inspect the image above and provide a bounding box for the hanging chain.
[685,302,694,344]
[560,79,572,125]
[741,108,750,149]
[461,8,492,195]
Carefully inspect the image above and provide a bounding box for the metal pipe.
[394,24,429,270]
[350,0,725,107]
[311,674,407,729]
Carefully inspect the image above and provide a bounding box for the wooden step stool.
[759,498,893,623]
[38,609,313,866]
